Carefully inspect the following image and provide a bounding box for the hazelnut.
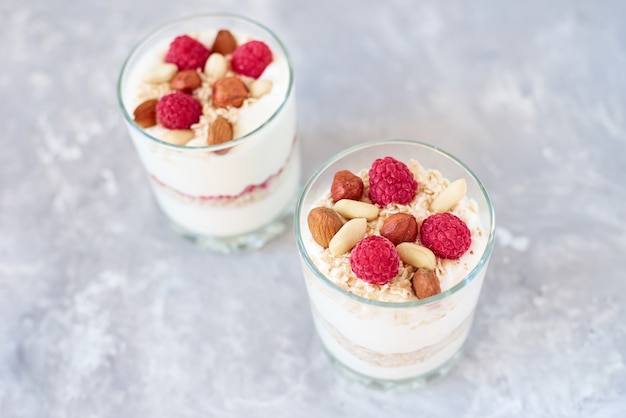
[170,69,202,93]
[380,213,418,245]
[212,77,249,108]
[331,170,364,202]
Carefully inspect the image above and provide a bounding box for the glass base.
[166,209,293,253]
[321,344,463,391]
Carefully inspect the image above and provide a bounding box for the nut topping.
[380,213,418,245]
[328,218,367,257]
[412,268,441,299]
[331,170,364,202]
[161,129,194,146]
[133,99,158,128]
[430,178,467,213]
[170,69,202,93]
[212,77,249,108]
[142,63,178,83]
[204,53,227,80]
[307,207,344,249]
[396,242,437,270]
[333,199,379,221]
[249,79,273,98]
[211,29,238,55]
[207,116,234,154]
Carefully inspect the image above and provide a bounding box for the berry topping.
[420,213,471,259]
[231,40,273,79]
[165,35,211,70]
[156,92,202,130]
[349,235,400,285]
[368,157,418,206]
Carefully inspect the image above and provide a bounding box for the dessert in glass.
[117,14,299,252]
[295,139,495,389]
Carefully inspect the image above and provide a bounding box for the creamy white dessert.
[300,159,489,383]
[120,25,299,239]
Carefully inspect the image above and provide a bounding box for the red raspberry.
[368,157,418,206]
[349,235,400,285]
[420,213,471,259]
[231,40,273,79]
[156,92,202,130]
[165,35,211,70]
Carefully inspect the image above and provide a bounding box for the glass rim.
[294,138,496,309]
[116,12,294,152]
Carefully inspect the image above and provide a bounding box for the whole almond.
[308,207,343,248]
[334,199,379,221]
[161,129,194,146]
[207,116,234,154]
[211,29,238,55]
[212,77,249,108]
[328,218,367,257]
[396,242,437,270]
[170,69,202,93]
[331,170,364,202]
[204,53,227,80]
[380,213,418,245]
[142,63,178,83]
[133,99,158,128]
[249,79,273,98]
[430,178,467,213]
[412,268,441,299]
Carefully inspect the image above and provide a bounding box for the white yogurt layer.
[121,28,299,237]
[302,159,489,382]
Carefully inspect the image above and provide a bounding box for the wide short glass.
[295,139,495,390]
[117,14,300,253]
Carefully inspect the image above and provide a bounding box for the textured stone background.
[1,0,625,417]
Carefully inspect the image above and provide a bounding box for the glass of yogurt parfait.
[295,139,495,389]
[117,14,299,252]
